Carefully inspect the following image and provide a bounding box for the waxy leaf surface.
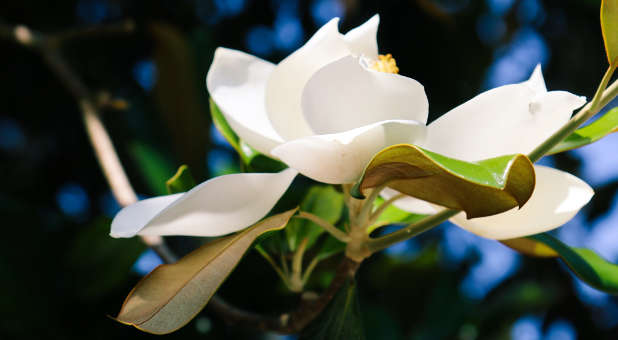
[504,233,618,294]
[602,0,618,66]
[353,144,535,218]
[548,107,618,155]
[115,209,297,334]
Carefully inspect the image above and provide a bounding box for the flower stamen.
[371,54,399,74]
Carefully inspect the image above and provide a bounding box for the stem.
[302,257,321,285]
[368,193,405,227]
[255,245,291,288]
[289,238,309,292]
[528,66,617,162]
[367,209,459,253]
[295,211,351,243]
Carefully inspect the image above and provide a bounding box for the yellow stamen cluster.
[370,54,399,74]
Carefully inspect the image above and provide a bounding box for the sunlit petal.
[110,169,298,237]
[207,47,284,155]
[450,166,594,240]
[424,68,585,161]
[272,120,425,184]
[302,55,428,134]
[265,16,380,140]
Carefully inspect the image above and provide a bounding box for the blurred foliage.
[1,0,618,339]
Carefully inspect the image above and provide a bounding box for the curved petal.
[110,168,298,238]
[523,64,547,94]
[301,55,428,134]
[380,187,438,215]
[265,16,380,141]
[271,120,426,184]
[424,71,586,161]
[450,166,593,240]
[207,47,284,155]
[343,14,379,58]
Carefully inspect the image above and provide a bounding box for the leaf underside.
[353,144,536,219]
[503,233,618,294]
[548,107,618,155]
[114,209,297,334]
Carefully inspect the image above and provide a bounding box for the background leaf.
[129,141,176,195]
[353,144,535,218]
[115,209,297,334]
[548,107,618,154]
[601,0,618,65]
[151,23,209,177]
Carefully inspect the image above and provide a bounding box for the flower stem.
[528,65,617,162]
[366,209,459,253]
[255,245,291,288]
[295,211,351,243]
[367,193,405,228]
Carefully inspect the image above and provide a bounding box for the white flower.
[111,15,593,241]
[381,66,594,239]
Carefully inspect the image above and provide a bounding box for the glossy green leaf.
[210,99,287,172]
[300,279,366,340]
[548,107,618,154]
[368,198,427,233]
[506,233,618,294]
[115,209,297,334]
[352,144,535,218]
[209,97,242,156]
[602,0,618,66]
[129,141,175,195]
[165,165,196,194]
[286,186,344,251]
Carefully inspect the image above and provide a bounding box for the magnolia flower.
[111,15,593,242]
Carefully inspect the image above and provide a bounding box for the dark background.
[1,0,617,339]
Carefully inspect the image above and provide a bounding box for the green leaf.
[369,198,427,233]
[506,233,618,294]
[209,97,242,156]
[114,209,297,334]
[352,144,535,218]
[602,0,618,66]
[210,99,287,172]
[165,165,197,194]
[548,107,618,154]
[299,279,366,340]
[129,141,176,195]
[286,186,344,251]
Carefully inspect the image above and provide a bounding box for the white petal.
[450,166,593,240]
[110,168,298,238]
[271,120,426,184]
[343,14,379,58]
[301,55,428,134]
[380,187,438,215]
[265,16,381,141]
[424,73,585,161]
[207,47,284,155]
[524,64,547,94]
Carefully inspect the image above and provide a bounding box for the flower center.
[370,54,399,74]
